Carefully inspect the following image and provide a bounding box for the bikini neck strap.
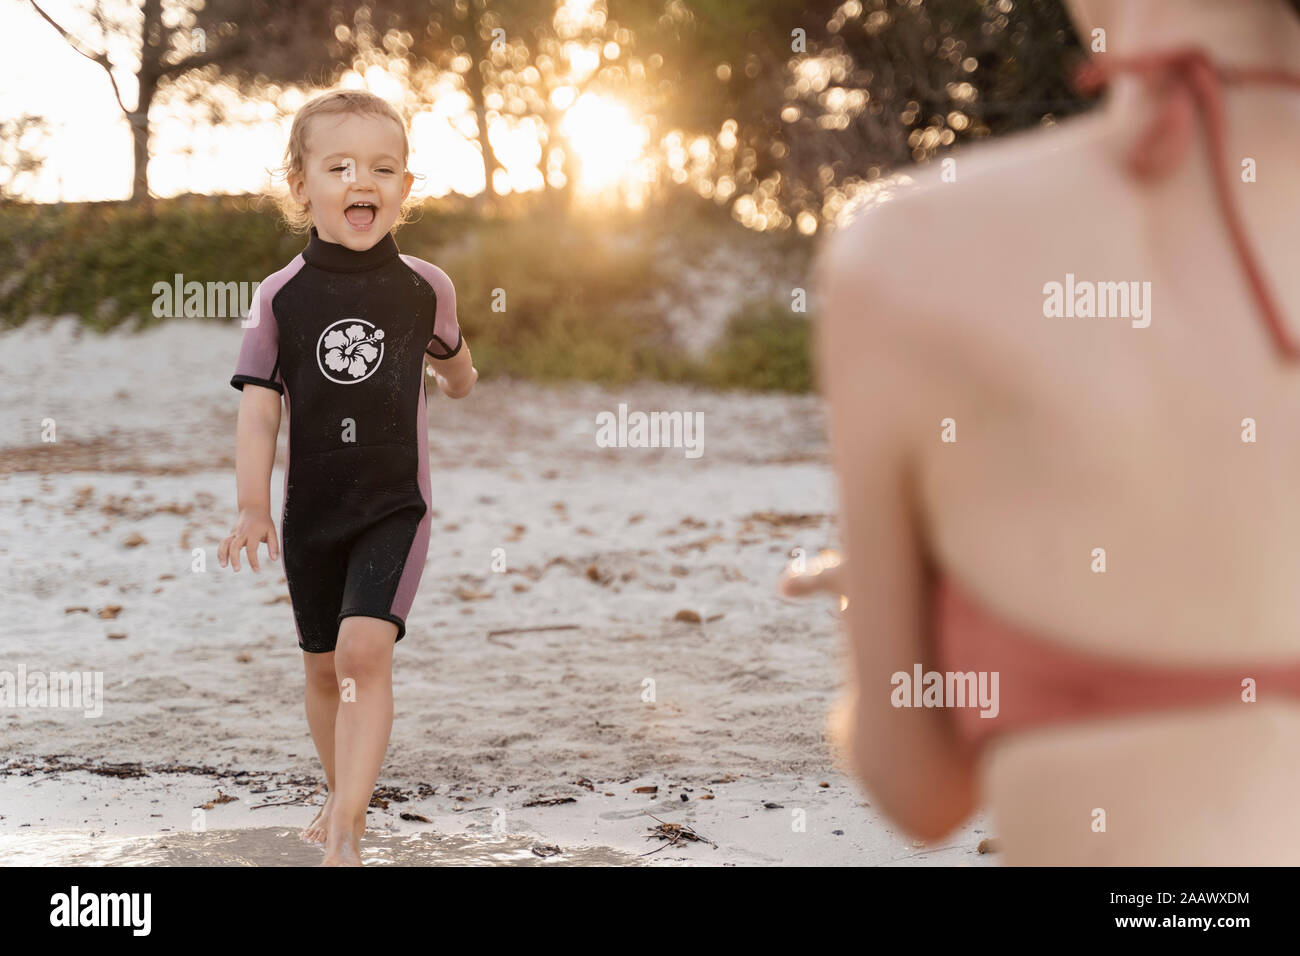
[1073,47,1300,360]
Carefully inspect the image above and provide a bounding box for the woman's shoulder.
[817,109,1128,327]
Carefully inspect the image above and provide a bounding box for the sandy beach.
[1,315,996,866]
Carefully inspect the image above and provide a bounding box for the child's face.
[289,111,415,249]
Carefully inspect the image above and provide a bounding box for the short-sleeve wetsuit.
[230,226,463,652]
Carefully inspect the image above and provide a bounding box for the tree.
[0,115,51,201]
[28,0,371,202]
[393,0,626,212]
[627,0,1090,228]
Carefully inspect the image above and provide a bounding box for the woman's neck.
[1097,0,1300,73]
[1076,0,1300,127]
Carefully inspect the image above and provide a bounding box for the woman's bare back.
[825,75,1300,862]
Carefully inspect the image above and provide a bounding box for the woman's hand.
[777,548,847,605]
[219,508,279,572]
[778,549,858,771]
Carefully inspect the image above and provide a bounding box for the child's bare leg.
[322,616,396,867]
[302,649,340,843]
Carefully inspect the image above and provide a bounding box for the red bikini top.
[935,49,1300,754]
[934,573,1300,755]
[1073,46,1300,358]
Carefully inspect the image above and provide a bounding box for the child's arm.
[429,341,476,399]
[219,385,281,571]
[223,276,284,572]
[405,256,475,399]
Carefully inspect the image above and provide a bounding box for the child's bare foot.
[301,792,333,844]
[321,821,363,867]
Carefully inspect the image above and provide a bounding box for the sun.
[559,94,649,194]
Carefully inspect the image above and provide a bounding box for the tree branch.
[27,0,130,115]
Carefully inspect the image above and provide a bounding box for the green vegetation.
[703,301,814,394]
[0,194,815,392]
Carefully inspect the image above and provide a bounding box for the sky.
[1,0,659,205]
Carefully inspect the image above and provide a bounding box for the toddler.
[218,89,477,866]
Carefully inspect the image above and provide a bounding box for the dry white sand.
[0,315,995,866]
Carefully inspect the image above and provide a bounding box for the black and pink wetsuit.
[230,226,462,652]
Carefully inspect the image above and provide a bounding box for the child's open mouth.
[344,201,377,231]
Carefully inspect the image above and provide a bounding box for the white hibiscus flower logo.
[316,319,386,384]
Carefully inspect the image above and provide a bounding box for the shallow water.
[0,827,646,866]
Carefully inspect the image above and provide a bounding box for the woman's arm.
[814,211,979,842]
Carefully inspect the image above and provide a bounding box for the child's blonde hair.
[270,89,422,234]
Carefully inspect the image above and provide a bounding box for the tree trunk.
[130,0,165,203]
[463,1,498,210]
[128,85,154,203]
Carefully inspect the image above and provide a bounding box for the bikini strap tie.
[1073,47,1300,359]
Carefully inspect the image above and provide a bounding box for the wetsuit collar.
[303,226,400,273]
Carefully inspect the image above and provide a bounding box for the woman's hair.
[269,89,422,235]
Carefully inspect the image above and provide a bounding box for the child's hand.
[219,508,280,572]
[435,366,477,399]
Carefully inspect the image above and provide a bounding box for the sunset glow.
[3,2,660,209]
[560,94,650,194]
